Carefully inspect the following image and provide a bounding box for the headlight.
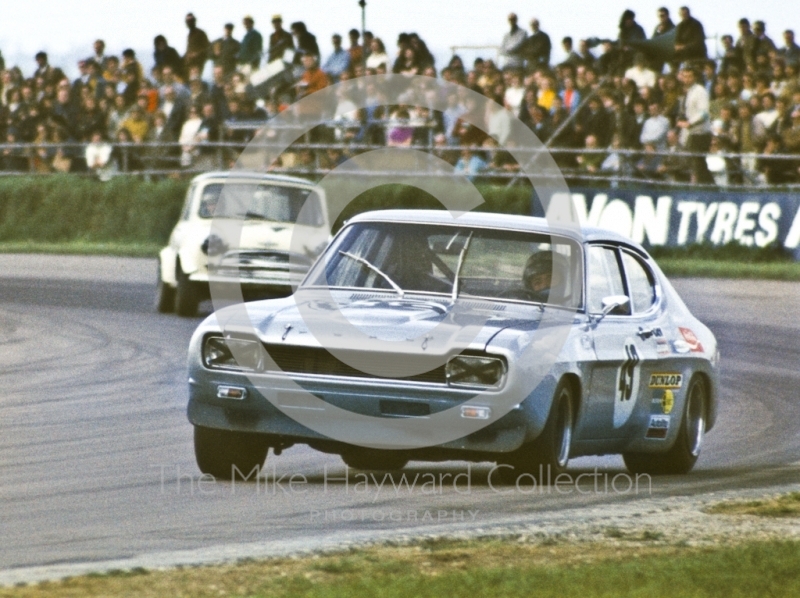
[202,335,264,371]
[446,355,506,388]
[201,234,228,256]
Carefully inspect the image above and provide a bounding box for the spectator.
[120,104,149,142]
[653,7,675,37]
[576,134,604,173]
[85,130,114,179]
[719,35,744,75]
[112,127,143,172]
[753,92,780,141]
[752,21,777,65]
[145,111,177,170]
[454,148,488,181]
[736,19,757,72]
[160,86,187,138]
[560,37,583,67]
[178,104,203,167]
[366,38,389,70]
[757,134,793,183]
[267,15,293,63]
[347,29,364,68]
[77,96,106,141]
[33,51,65,86]
[636,142,663,179]
[153,35,184,80]
[500,13,527,70]
[657,128,691,181]
[677,66,713,183]
[518,19,551,68]
[624,53,657,89]
[674,6,707,67]
[2,131,29,172]
[640,100,671,149]
[779,30,800,67]
[574,40,596,69]
[577,95,611,147]
[92,39,109,71]
[291,22,320,65]
[238,16,264,72]
[323,34,350,83]
[504,72,526,114]
[559,76,581,114]
[184,13,210,73]
[213,24,240,75]
[618,10,647,73]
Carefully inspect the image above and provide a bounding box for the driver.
[522,250,567,303]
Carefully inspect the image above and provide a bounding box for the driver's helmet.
[522,250,555,290]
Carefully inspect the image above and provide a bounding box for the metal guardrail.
[1,127,798,190]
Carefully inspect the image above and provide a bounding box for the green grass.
[656,258,800,280]
[4,538,800,597]
[0,241,161,257]
[706,492,800,517]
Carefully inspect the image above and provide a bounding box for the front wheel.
[194,426,270,481]
[623,375,707,475]
[498,378,575,484]
[174,262,199,317]
[155,262,175,313]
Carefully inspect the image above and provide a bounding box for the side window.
[621,251,656,314]
[587,245,627,314]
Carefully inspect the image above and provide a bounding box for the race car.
[156,171,329,317]
[186,209,719,482]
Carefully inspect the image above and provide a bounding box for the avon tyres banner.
[538,188,800,253]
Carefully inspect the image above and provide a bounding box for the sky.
[0,0,792,78]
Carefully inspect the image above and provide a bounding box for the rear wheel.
[623,376,707,475]
[155,262,175,313]
[341,449,408,472]
[194,426,270,481]
[498,378,575,484]
[174,261,199,317]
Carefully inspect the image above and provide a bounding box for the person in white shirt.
[676,67,713,183]
[640,101,671,149]
[624,54,657,90]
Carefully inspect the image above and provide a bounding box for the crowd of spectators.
[1,7,800,186]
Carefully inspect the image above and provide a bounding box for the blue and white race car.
[187,210,718,481]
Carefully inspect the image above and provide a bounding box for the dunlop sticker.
[648,373,683,389]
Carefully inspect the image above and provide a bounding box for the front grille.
[261,344,447,384]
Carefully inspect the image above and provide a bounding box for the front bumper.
[187,368,538,455]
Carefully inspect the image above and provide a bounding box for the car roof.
[346,209,647,253]
[190,171,316,187]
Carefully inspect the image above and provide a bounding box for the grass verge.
[656,258,800,280]
[0,241,161,258]
[3,538,800,597]
[706,492,800,517]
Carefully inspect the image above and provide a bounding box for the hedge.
[0,176,533,246]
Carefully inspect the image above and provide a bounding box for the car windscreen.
[304,221,583,308]
[197,182,324,226]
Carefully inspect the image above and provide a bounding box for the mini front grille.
[261,344,447,384]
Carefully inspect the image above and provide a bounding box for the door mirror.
[600,295,630,318]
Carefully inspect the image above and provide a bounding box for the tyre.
[623,375,707,475]
[193,426,270,481]
[155,262,175,313]
[174,261,199,317]
[341,449,408,472]
[497,378,575,485]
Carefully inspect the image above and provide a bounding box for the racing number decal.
[618,344,640,401]
[614,339,641,428]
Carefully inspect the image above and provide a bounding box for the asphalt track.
[1,254,800,580]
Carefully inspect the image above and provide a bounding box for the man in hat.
[238,15,264,70]
[268,15,293,63]
[184,13,210,73]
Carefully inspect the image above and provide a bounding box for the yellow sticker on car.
[649,373,683,389]
[661,390,674,414]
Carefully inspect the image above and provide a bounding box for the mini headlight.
[446,355,506,388]
[202,335,264,371]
